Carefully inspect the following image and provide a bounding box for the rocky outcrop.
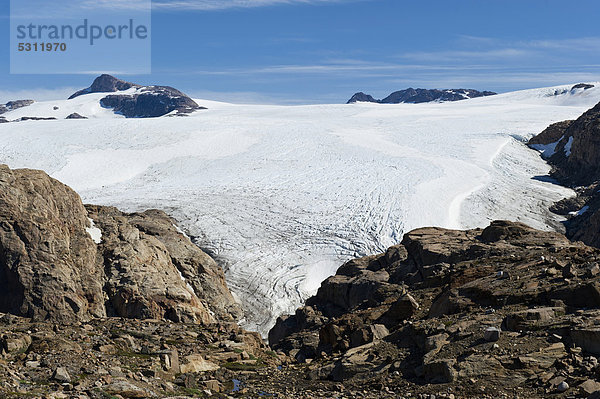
[572,83,595,91]
[528,120,574,147]
[65,112,87,119]
[86,206,242,323]
[100,86,203,118]
[269,220,600,396]
[0,164,240,324]
[0,165,105,322]
[528,101,600,248]
[347,88,496,104]
[69,74,204,118]
[17,116,57,121]
[0,99,34,114]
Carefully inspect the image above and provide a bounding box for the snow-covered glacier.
[1,83,600,335]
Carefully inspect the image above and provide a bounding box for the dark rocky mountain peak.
[346,92,378,104]
[68,74,139,99]
[347,88,496,104]
[68,74,204,118]
[65,112,87,119]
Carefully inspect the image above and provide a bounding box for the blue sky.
[1,0,600,103]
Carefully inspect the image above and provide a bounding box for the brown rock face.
[527,120,573,146]
[529,101,600,248]
[547,102,600,185]
[0,164,240,324]
[0,165,105,321]
[86,206,242,323]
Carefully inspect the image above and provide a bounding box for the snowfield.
[1,83,600,335]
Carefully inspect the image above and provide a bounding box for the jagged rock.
[504,308,557,331]
[483,327,500,342]
[52,367,71,383]
[87,206,241,323]
[571,329,600,355]
[383,293,419,321]
[346,88,496,104]
[1,334,32,354]
[100,87,202,118]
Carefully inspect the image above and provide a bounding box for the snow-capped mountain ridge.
[1,82,600,335]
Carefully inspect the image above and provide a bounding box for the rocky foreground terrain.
[270,221,600,398]
[5,160,600,398]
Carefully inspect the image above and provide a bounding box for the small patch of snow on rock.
[86,217,102,244]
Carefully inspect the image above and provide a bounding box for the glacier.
[1,83,600,335]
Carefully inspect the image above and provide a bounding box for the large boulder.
[0,165,105,321]
[0,164,239,324]
[87,206,242,322]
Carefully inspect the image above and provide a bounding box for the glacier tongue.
[1,83,599,335]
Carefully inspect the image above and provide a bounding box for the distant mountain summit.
[68,74,203,118]
[68,74,138,99]
[347,88,496,104]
